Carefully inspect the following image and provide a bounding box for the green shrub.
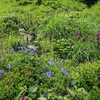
[0,66,35,100]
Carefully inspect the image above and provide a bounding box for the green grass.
[0,0,100,100]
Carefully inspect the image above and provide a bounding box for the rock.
[19,28,25,32]
[24,34,33,42]
[28,45,39,51]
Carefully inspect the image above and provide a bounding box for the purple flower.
[46,71,54,78]
[69,43,72,47]
[51,71,54,76]
[31,48,34,53]
[63,71,69,76]
[18,46,21,49]
[56,62,62,68]
[18,50,21,52]
[71,80,75,85]
[28,52,33,55]
[45,93,48,98]
[46,72,51,78]
[47,61,53,66]
[60,68,64,73]
[68,74,72,78]
[25,43,30,47]
[11,47,15,52]
[0,69,5,76]
[20,94,26,100]
[8,64,11,70]
[24,49,28,53]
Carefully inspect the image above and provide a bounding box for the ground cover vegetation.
[0,0,100,100]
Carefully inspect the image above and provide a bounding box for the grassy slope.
[0,0,100,100]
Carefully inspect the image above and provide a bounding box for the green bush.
[0,66,35,100]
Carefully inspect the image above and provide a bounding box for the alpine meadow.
[0,0,100,100]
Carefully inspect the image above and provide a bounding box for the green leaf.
[37,97,47,100]
[15,88,26,100]
[76,88,88,95]
[25,96,32,100]
[28,85,38,93]
[63,97,70,100]
[67,88,75,97]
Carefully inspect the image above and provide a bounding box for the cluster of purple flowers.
[46,71,54,78]
[56,62,62,68]
[56,61,75,85]
[0,64,12,77]
[20,94,26,100]
[60,68,72,78]
[96,31,100,43]
[11,44,35,55]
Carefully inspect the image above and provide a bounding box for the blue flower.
[8,64,11,70]
[51,71,54,76]
[56,62,62,68]
[63,71,69,76]
[0,69,5,76]
[46,72,51,78]
[28,47,35,55]
[18,50,21,52]
[25,43,30,47]
[60,68,64,73]
[71,80,75,85]
[31,48,35,53]
[56,62,59,65]
[47,61,53,66]
[68,74,72,78]
[28,52,33,55]
[18,46,21,49]
[46,71,54,78]
[45,93,48,98]
[24,49,28,53]
[11,47,15,52]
